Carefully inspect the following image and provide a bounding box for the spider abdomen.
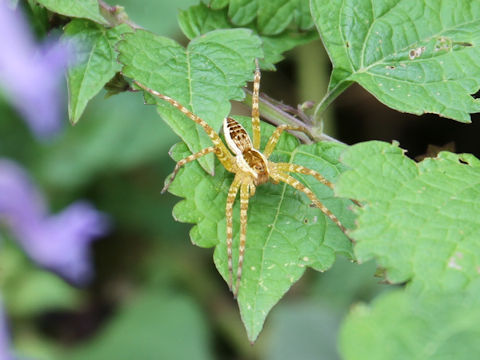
[223,117,253,154]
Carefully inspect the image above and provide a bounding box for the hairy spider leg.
[161,146,217,193]
[252,59,261,150]
[271,172,348,235]
[263,124,310,158]
[133,80,235,171]
[235,182,250,298]
[273,163,334,190]
[226,176,241,291]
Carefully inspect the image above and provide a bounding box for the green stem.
[313,80,352,122]
[98,0,142,29]
[243,90,344,145]
[295,40,336,136]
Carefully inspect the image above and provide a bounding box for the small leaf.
[35,0,108,25]
[340,286,480,360]
[178,3,318,70]
[178,3,231,39]
[311,0,480,122]
[104,73,130,98]
[118,29,263,174]
[168,117,355,341]
[261,30,318,69]
[227,0,312,35]
[336,141,480,292]
[64,20,133,124]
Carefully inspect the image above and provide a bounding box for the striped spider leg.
[133,60,349,298]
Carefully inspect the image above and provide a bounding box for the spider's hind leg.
[274,162,334,190]
[161,146,216,193]
[252,59,261,150]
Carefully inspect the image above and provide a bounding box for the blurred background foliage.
[2,0,479,359]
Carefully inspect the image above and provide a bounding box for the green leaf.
[168,117,355,341]
[69,291,213,360]
[178,3,318,70]
[178,3,231,39]
[228,0,312,35]
[64,20,132,124]
[35,0,107,24]
[311,0,480,122]
[118,29,263,174]
[340,286,480,360]
[261,30,318,69]
[336,141,480,292]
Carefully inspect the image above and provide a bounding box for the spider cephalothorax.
[133,60,350,297]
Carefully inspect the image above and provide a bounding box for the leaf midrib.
[249,145,300,329]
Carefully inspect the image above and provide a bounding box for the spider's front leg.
[273,162,334,190]
[161,146,216,193]
[270,171,349,236]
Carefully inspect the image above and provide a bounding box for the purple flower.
[0,159,109,285]
[0,1,68,138]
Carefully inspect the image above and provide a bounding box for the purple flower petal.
[0,2,69,139]
[20,201,110,285]
[0,159,109,285]
[0,159,46,230]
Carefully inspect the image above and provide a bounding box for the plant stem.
[98,0,142,29]
[243,90,344,145]
[295,40,336,136]
[313,79,351,122]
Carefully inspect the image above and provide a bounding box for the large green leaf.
[311,0,480,122]
[340,286,480,360]
[118,29,263,174]
[69,291,213,360]
[168,117,355,341]
[64,20,132,124]
[336,141,480,292]
[178,3,318,70]
[35,0,107,24]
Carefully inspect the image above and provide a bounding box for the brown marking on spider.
[133,59,351,298]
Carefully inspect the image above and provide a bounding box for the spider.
[133,60,349,298]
